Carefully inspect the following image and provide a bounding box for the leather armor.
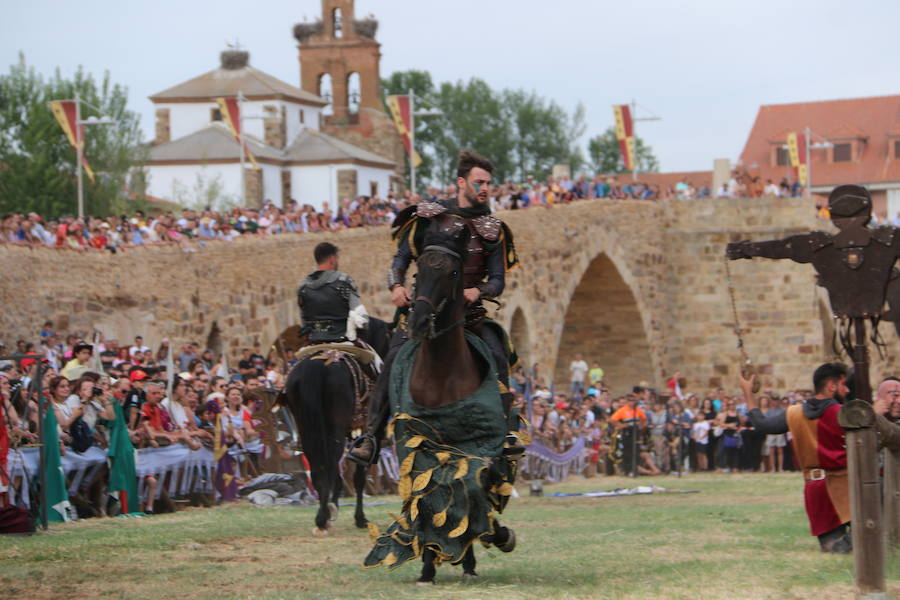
[387,201,506,300]
[298,271,356,343]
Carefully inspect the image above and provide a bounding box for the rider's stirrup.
[348,434,378,466]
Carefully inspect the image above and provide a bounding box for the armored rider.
[298,242,369,346]
[349,149,518,464]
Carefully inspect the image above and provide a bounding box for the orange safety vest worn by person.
[610,404,647,424]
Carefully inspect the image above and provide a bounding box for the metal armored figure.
[728,185,900,319]
[298,242,370,345]
[349,149,518,464]
[727,184,900,402]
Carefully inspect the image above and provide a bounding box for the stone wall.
[3,197,896,396]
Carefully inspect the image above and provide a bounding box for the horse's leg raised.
[353,462,367,528]
[417,548,437,584]
[461,546,477,579]
[486,518,516,552]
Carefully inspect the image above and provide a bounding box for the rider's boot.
[348,434,377,465]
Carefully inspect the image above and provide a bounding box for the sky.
[3,0,899,174]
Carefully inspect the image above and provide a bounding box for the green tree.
[503,91,588,181]
[431,78,515,184]
[383,70,590,188]
[587,126,659,175]
[0,53,146,217]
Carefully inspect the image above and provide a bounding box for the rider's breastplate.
[299,282,349,343]
[463,225,487,289]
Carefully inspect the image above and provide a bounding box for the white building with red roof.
[145,49,395,209]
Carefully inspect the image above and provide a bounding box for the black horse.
[284,317,390,535]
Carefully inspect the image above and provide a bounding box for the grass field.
[2,472,898,600]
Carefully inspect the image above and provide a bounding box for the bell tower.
[294,1,403,175]
[296,0,382,121]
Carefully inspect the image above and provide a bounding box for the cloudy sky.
[4,0,898,173]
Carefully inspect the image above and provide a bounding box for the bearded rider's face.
[459,167,491,206]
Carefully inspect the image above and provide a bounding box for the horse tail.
[297,359,331,477]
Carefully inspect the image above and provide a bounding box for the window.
[833,143,852,162]
[347,72,360,114]
[299,109,305,124]
[894,139,900,160]
[333,8,343,38]
[775,146,790,166]
[318,73,333,116]
[211,108,222,122]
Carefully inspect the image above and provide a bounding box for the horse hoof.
[462,572,479,581]
[328,502,339,521]
[311,527,330,537]
[355,519,368,529]
[497,528,516,553]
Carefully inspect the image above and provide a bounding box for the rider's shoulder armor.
[808,230,833,252]
[470,214,502,241]
[873,225,896,246]
[415,201,448,218]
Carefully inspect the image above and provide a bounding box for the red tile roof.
[740,95,900,189]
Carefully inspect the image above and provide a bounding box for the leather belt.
[803,467,846,482]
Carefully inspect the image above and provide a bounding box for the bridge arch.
[552,250,657,395]
[508,306,532,373]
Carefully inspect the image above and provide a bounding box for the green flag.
[106,403,139,513]
[42,405,72,522]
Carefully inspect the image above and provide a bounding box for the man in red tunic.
[741,363,852,553]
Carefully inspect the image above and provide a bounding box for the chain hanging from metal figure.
[723,256,761,393]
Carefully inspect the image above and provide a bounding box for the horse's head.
[408,214,470,342]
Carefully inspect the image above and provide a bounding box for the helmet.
[828,185,871,219]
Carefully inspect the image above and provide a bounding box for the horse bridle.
[414,244,466,339]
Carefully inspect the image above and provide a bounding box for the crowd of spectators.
[512,359,900,478]
[4,319,900,521]
[0,325,294,517]
[2,171,792,253]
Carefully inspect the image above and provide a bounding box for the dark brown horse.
[405,216,515,583]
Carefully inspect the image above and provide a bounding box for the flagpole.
[166,342,174,402]
[631,99,637,182]
[805,125,812,200]
[75,91,84,218]
[239,91,246,206]
[409,88,416,195]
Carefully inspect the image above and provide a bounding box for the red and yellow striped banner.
[386,95,422,168]
[216,97,258,168]
[787,132,808,186]
[613,104,636,171]
[48,100,95,183]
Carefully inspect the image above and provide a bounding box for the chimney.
[263,105,286,150]
[154,108,170,145]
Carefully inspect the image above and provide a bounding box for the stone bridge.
[5,198,892,394]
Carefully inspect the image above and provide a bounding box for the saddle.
[295,341,380,431]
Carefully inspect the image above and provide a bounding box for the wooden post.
[839,400,885,598]
[885,446,900,550]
